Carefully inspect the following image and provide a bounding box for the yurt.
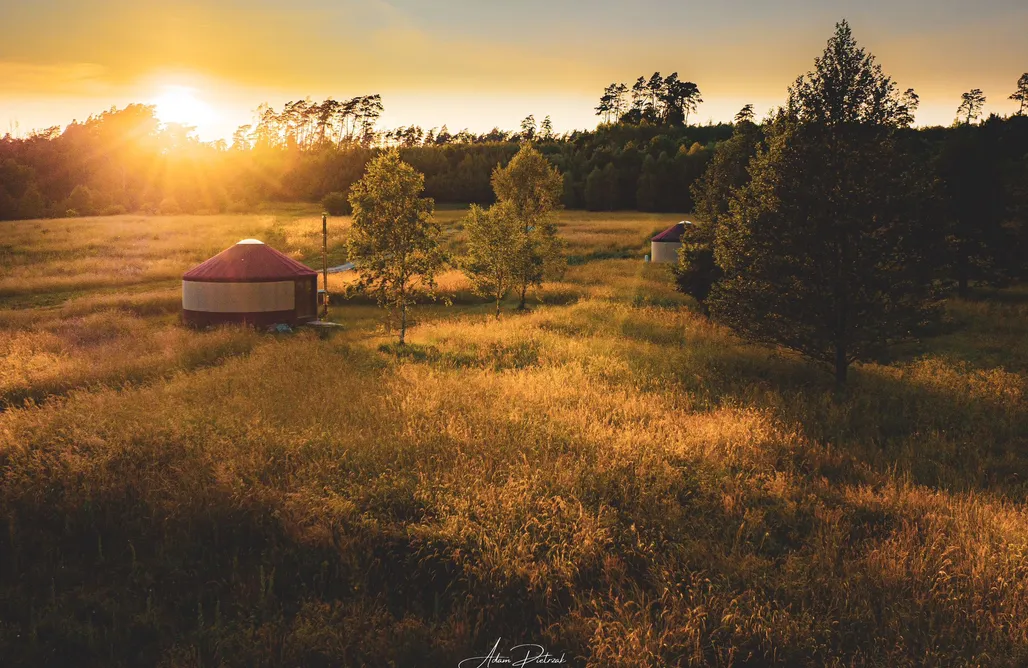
[182,239,318,327]
[650,221,689,263]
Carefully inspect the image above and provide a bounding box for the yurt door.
[295,278,316,320]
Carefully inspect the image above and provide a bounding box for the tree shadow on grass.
[671,339,1028,498]
[0,474,556,667]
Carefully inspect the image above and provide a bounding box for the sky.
[1,0,1027,141]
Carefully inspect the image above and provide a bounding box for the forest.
[2,67,1026,223]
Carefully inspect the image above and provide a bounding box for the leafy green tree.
[348,150,442,344]
[322,191,351,215]
[709,21,938,385]
[691,121,760,227]
[936,119,1023,294]
[461,202,522,317]
[956,89,986,125]
[1010,73,1028,116]
[490,144,565,309]
[677,122,761,308]
[584,164,617,211]
[672,222,719,312]
[66,185,96,216]
[636,154,660,211]
[18,186,45,220]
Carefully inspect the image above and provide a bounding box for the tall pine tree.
[708,21,938,385]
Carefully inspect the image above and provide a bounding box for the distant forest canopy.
[0,69,1027,220]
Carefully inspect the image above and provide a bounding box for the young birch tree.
[348,150,442,344]
[490,144,566,309]
[461,201,521,318]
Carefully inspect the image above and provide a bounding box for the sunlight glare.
[153,86,216,127]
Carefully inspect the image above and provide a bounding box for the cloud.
[0,61,114,96]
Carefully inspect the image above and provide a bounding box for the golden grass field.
[1,207,1027,666]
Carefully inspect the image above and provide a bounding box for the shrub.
[65,185,96,216]
[18,187,46,219]
[159,197,182,215]
[101,204,127,216]
[322,191,352,216]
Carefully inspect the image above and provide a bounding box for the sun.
[153,86,216,127]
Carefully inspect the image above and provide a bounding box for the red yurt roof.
[651,221,688,243]
[183,239,318,283]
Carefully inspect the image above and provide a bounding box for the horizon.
[2,0,1027,141]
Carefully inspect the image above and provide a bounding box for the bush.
[101,204,127,216]
[64,208,79,218]
[18,187,46,219]
[322,191,352,216]
[65,185,96,216]
[159,197,182,215]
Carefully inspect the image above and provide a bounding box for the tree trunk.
[835,344,848,386]
[518,283,528,310]
[957,249,969,298]
[399,301,407,345]
[495,294,501,319]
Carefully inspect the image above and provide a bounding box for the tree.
[520,115,537,141]
[734,104,755,124]
[672,222,720,312]
[66,184,95,216]
[636,154,660,211]
[935,119,1019,295]
[18,186,45,219]
[594,89,612,124]
[1010,73,1028,116]
[709,21,939,385]
[322,191,351,215]
[584,164,618,211]
[461,202,522,317]
[630,77,648,113]
[540,116,554,140]
[680,82,703,126]
[679,121,762,308]
[646,72,664,119]
[490,144,565,309]
[347,150,442,344]
[692,121,761,227]
[612,83,629,121]
[596,84,624,124]
[956,89,986,125]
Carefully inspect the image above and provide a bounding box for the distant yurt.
[182,239,318,327]
[650,221,689,263]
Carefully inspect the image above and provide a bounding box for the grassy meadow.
[1,208,1027,666]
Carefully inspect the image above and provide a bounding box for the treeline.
[1,69,1027,222]
[0,102,732,219]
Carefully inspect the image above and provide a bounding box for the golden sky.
[2,0,1027,140]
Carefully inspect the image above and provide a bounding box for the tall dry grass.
[0,211,1026,666]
